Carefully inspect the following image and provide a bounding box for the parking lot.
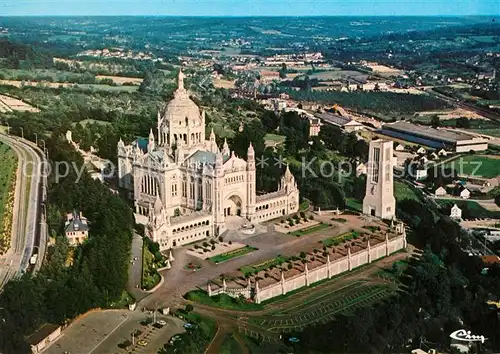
[44,310,185,354]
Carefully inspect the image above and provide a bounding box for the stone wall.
[207,232,406,304]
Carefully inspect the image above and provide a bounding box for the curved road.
[0,133,46,288]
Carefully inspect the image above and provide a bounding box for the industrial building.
[315,112,364,132]
[380,122,488,152]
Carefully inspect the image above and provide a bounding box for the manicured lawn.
[445,155,500,178]
[208,245,257,264]
[394,181,420,202]
[142,245,160,290]
[109,290,135,308]
[322,231,360,246]
[239,255,288,275]
[290,222,330,236]
[184,290,263,311]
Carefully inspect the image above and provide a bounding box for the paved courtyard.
[44,310,185,354]
[139,213,384,310]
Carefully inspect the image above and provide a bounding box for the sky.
[0,0,499,17]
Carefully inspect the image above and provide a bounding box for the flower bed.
[290,222,330,236]
[239,255,288,275]
[208,246,257,264]
[322,231,361,246]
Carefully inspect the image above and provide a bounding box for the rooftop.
[314,112,362,127]
[383,121,479,143]
[26,323,60,345]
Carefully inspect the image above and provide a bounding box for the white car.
[157,320,167,326]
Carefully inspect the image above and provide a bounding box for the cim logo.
[450,329,487,343]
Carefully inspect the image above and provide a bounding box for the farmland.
[0,94,39,113]
[445,155,500,178]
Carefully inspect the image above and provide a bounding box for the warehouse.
[380,121,488,152]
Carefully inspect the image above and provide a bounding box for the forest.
[0,133,135,354]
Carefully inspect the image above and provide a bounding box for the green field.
[468,128,500,138]
[394,181,420,202]
[290,222,330,236]
[0,142,17,253]
[240,255,288,276]
[445,155,500,178]
[264,133,286,143]
[436,199,500,219]
[208,246,257,264]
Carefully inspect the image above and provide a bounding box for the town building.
[434,186,447,197]
[314,112,364,132]
[395,144,405,151]
[308,117,322,136]
[450,204,462,219]
[64,210,89,246]
[118,70,300,250]
[460,188,471,199]
[363,139,396,219]
[381,122,488,152]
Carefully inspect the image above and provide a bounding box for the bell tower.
[363,139,395,219]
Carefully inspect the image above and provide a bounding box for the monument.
[363,139,396,219]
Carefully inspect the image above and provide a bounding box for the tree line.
[0,133,134,354]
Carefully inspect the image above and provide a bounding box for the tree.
[185,304,194,313]
[431,115,441,128]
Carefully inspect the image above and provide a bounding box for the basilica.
[118,70,299,250]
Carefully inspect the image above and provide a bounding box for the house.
[356,162,367,176]
[417,147,426,154]
[482,255,500,266]
[419,156,429,164]
[416,166,428,180]
[450,204,462,219]
[434,186,447,197]
[27,324,61,354]
[437,149,448,157]
[395,144,405,151]
[65,210,89,246]
[460,188,471,199]
[429,152,439,160]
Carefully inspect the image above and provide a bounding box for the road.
[128,232,148,300]
[0,133,46,288]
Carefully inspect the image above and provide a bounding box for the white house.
[460,188,471,199]
[419,156,429,164]
[395,144,405,151]
[356,162,367,177]
[417,147,426,155]
[450,204,462,219]
[434,186,447,197]
[429,152,439,160]
[415,167,428,180]
[437,149,448,157]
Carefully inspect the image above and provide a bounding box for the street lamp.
[4,122,9,135]
[34,133,38,146]
[20,127,24,139]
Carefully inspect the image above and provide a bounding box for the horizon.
[1,0,499,17]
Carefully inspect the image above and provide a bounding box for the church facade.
[118,70,299,250]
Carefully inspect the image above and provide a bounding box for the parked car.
[137,340,147,347]
[157,320,167,326]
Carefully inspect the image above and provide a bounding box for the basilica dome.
[163,70,202,126]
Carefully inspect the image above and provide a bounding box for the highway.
[0,133,47,289]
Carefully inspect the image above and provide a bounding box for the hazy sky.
[1,0,498,16]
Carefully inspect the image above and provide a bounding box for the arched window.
[185,117,188,126]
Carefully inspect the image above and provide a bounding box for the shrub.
[300,251,306,259]
[287,263,293,270]
[210,239,216,245]
[293,214,300,220]
[228,241,232,245]
[309,215,314,220]
[185,304,194,313]
[211,245,215,250]
[322,251,328,257]
[289,220,294,226]
[218,236,223,242]
[300,211,306,218]
[202,242,209,247]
